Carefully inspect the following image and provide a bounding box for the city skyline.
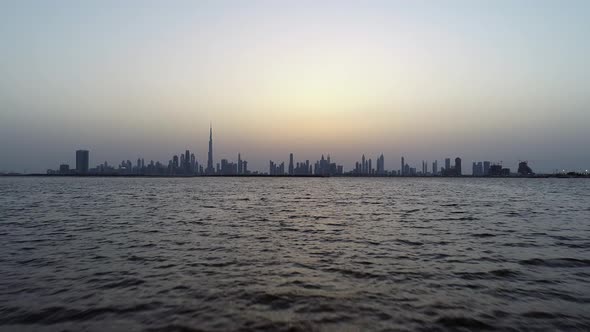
[1,1,589,173]
[2,121,589,174]
[33,125,588,176]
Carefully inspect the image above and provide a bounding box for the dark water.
[1,177,589,331]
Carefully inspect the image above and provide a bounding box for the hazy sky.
[1,0,589,173]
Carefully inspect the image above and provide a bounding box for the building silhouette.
[238,153,243,174]
[172,155,179,170]
[184,150,191,173]
[472,161,484,176]
[288,153,294,175]
[314,154,341,176]
[46,125,537,178]
[293,159,311,175]
[401,157,405,176]
[220,159,237,175]
[59,164,70,174]
[206,124,214,174]
[489,164,506,176]
[376,154,385,175]
[518,161,534,175]
[421,160,428,175]
[269,160,285,175]
[455,157,462,176]
[191,153,197,174]
[76,150,89,174]
[483,161,491,176]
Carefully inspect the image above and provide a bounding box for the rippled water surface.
[1,177,589,331]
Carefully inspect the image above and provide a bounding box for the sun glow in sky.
[1,0,589,172]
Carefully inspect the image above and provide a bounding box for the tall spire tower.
[206,123,214,174]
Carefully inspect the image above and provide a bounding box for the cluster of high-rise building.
[440,157,462,176]
[471,160,524,176]
[288,154,313,175]
[472,161,491,176]
[352,154,386,175]
[47,124,539,177]
[398,156,462,176]
[49,125,250,176]
[314,155,343,176]
[268,160,285,175]
[270,154,343,176]
[169,150,199,175]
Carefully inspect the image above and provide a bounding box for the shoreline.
[1,174,588,179]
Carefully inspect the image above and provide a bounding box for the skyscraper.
[76,150,89,174]
[206,123,214,174]
[483,161,491,176]
[190,153,196,173]
[288,153,294,175]
[238,153,243,175]
[173,155,179,169]
[376,154,385,175]
[362,155,366,174]
[445,158,451,171]
[401,156,405,176]
[185,150,190,173]
[455,157,462,176]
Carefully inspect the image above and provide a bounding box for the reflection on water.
[0,177,589,331]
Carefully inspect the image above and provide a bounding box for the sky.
[1,0,589,173]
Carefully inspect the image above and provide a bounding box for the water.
[1,177,589,331]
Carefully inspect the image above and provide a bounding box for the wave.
[519,258,590,268]
[436,316,495,330]
[0,303,159,325]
